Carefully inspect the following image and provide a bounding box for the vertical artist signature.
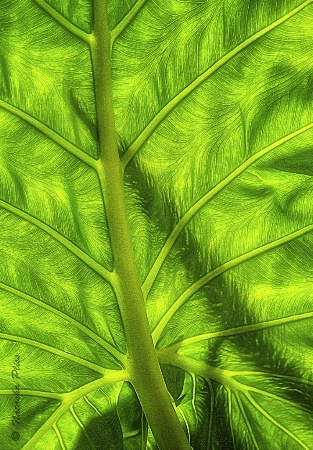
[11,354,21,441]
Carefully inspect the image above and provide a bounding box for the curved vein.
[191,374,198,421]
[177,405,191,441]
[122,0,313,166]
[153,223,313,343]
[142,120,313,298]
[162,311,313,353]
[0,100,97,169]
[33,0,92,44]
[0,199,114,285]
[84,396,102,416]
[244,385,313,416]
[53,424,66,450]
[167,354,311,448]
[0,332,106,374]
[233,371,313,388]
[0,282,126,365]
[232,374,313,416]
[22,373,127,450]
[235,392,260,450]
[111,0,149,43]
[70,405,96,450]
[245,392,309,449]
[227,389,236,449]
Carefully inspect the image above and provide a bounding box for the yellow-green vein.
[160,311,313,354]
[241,384,312,416]
[53,424,66,450]
[227,389,236,449]
[0,282,126,366]
[0,199,114,285]
[0,332,106,374]
[33,0,92,44]
[245,392,309,449]
[84,396,102,416]
[232,371,313,388]
[70,405,96,450]
[235,392,260,450]
[91,2,192,448]
[165,354,311,448]
[153,223,313,343]
[122,0,313,167]
[142,120,313,298]
[22,373,127,450]
[0,100,97,169]
[111,0,149,44]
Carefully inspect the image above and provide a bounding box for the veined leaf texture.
[1,0,313,449]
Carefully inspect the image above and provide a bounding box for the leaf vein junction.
[33,0,92,44]
[0,332,106,374]
[0,282,126,365]
[153,223,313,343]
[162,311,313,352]
[0,100,97,169]
[21,373,127,450]
[142,121,313,298]
[111,0,149,43]
[122,0,313,166]
[0,199,114,285]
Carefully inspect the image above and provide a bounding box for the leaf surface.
[1,0,313,448]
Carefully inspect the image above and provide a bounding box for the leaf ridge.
[122,0,313,166]
[177,405,191,442]
[245,392,309,449]
[243,385,313,416]
[0,199,114,285]
[167,355,311,449]
[142,121,313,298]
[84,395,102,416]
[191,373,198,422]
[70,405,97,450]
[235,391,260,450]
[0,100,97,169]
[0,282,126,365]
[234,371,313,388]
[21,375,127,450]
[53,424,66,450]
[153,223,313,343]
[227,389,236,450]
[33,0,91,44]
[0,332,106,374]
[163,311,313,353]
[111,0,149,43]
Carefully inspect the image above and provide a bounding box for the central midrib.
[90,2,192,449]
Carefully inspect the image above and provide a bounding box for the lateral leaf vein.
[0,100,97,169]
[153,223,313,343]
[33,0,91,44]
[0,199,114,285]
[122,0,313,166]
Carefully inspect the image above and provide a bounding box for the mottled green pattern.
[1,0,313,448]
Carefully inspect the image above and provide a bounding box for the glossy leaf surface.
[1,0,313,448]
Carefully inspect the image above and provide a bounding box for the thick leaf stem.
[91,2,192,449]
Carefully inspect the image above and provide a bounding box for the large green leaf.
[1,0,313,448]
